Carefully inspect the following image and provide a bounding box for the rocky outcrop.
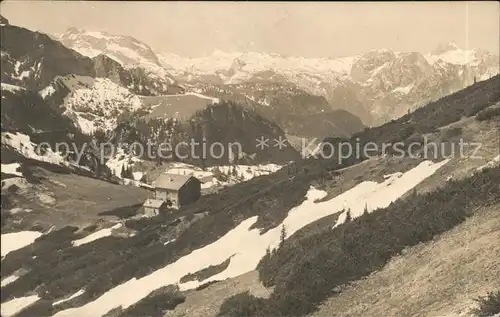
[1,24,95,90]
[92,54,184,96]
[0,15,9,25]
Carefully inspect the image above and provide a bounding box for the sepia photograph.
[0,1,499,317]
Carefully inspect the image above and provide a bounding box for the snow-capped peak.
[55,27,162,69]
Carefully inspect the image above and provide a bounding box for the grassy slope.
[311,203,500,317]
[2,166,148,231]
[166,271,272,317]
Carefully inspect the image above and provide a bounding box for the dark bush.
[115,286,185,317]
[472,290,500,317]
[218,292,269,317]
[476,106,500,121]
[180,257,231,283]
[99,204,142,219]
[441,126,463,140]
[195,280,220,291]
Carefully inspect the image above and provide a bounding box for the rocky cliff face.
[1,24,95,91]
[350,47,498,124]
[0,14,10,25]
[92,54,184,96]
[56,27,162,67]
[54,27,178,89]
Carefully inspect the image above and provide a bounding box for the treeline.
[103,100,299,167]
[217,166,500,317]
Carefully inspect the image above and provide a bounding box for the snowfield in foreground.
[52,159,448,317]
[1,231,43,257]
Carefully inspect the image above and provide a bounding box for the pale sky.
[1,1,498,57]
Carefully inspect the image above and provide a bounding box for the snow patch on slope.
[105,149,143,178]
[1,231,42,257]
[72,223,123,247]
[50,75,143,134]
[53,289,85,306]
[184,92,220,104]
[1,163,23,177]
[39,84,56,98]
[1,275,19,287]
[333,159,449,228]
[1,295,40,317]
[1,82,24,93]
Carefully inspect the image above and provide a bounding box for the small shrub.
[217,292,268,317]
[116,286,185,317]
[195,280,220,291]
[180,257,231,283]
[99,204,142,219]
[441,126,463,140]
[476,106,500,121]
[472,290,500,317]
[83,224,98,232]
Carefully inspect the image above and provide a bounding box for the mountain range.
[163,44,498,124]
[2,17,498,175]
[1,17,499,171]
[54,27,499,126]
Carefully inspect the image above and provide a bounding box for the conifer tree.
[363,203,369,216]
[345,208,352,222]
[279,225,287,249]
